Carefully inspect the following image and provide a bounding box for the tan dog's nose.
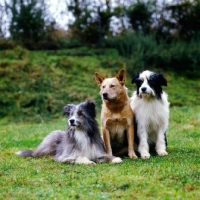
[103,93,108,100]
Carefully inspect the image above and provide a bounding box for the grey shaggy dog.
[16,99,122,164]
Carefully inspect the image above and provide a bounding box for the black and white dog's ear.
[158,73,167,86]
[85,99,96,118]
[131,72,140,84]
[63,104,75,116]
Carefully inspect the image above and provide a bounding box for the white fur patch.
[15,151,22,155]
[112,157,122,163]
[75,156,96,165]
[73,130,104,160]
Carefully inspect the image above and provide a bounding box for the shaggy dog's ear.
[116,69,126,85]
[131,73,140,84]
[85,99,96,118]
[157,73,167,87]
[63,104,75,117]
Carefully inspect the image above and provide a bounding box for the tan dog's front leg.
[102,127,112,156]
[127,125,138,159]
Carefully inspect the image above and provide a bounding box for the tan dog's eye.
[110,84,115,88]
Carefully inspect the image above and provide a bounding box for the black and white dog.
[16,99,122,164]
[130,70,170,159]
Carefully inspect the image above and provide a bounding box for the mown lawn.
[0,105,199,199]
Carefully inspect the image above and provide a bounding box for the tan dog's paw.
[128,151,138,159]
[112,157,122,163]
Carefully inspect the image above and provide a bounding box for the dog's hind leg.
[32,130,64,157]
[16,130,64,158]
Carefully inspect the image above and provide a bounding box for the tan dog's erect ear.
[94,72,105,87]
[115,69,126,85]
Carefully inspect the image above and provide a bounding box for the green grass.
[0,105,200,199]
[0,48,200,199]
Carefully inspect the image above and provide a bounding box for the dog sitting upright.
[95,69,137,159]
[16,99,122,164]
[130,70,170,159]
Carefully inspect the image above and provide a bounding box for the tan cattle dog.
[95,69,137,159]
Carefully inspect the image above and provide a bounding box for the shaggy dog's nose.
[103,93,108,100]
[69,119,75,125]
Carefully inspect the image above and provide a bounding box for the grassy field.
[0,105,200,199]
[0,48,200,199]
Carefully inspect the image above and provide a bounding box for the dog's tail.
[16,150,34,157]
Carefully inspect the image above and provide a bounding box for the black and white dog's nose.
[141,87,147,92]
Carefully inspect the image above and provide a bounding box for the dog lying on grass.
[16,99,122,164]
[95,69,137,159]
[131,70,170,159]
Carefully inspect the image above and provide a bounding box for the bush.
[105,32,200,78]
[0,38,16,50]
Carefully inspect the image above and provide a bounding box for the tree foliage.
[126,1,154,34]
[165,0,200,40]
[6,0,49,49]
[0,0,200,46]
[68,0,121,45]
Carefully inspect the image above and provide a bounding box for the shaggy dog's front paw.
[112,157,122,163]
[75,157,96,165]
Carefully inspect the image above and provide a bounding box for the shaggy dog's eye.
[102,85,105,89]
[78,111,83,117]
